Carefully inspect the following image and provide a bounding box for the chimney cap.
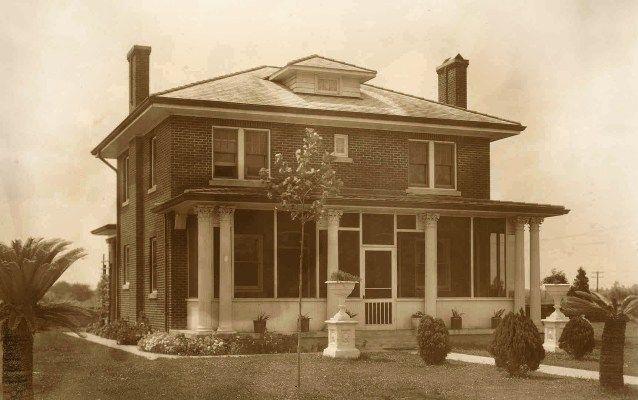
[436,53,469,72]
[127,45,152,61]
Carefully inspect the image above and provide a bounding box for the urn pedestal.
[541,283,571,352]
[323,305,360,359]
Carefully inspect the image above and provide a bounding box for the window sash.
[213,129,239,177]
[408,142,428,187]
[317,77,339,93]
[149,137,157,188]
[122,156,129,201]
[434,142,455,188]
[123,245,129,282]
[333,134,348,157]
[234,234,263,292]
[150,238,157,291]
[244,130,268,179]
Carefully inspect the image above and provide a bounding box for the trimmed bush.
[86,314,153,345]
[559,316,595,359]
[488,310,545,376]
[137,332,296,356]
[416,315,451,364]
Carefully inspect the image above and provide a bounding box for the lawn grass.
[12,331,638,399]
[449,322,638,376]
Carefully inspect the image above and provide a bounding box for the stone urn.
[541,283,571,352]
[326,280,357,321]
[323,305,360,359]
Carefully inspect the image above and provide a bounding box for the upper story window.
[212,127,270,180]
[213,128,239,178]
[123,244,130,283]
[149,136,157,189]
[122,155,130,203]
[333,134,348,158]
[316,76,340,94]
[408,140,456,190]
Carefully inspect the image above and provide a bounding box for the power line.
[591,270,604,292]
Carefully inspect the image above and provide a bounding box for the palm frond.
[573,290,611,309]
[562,296,611,320]
[35,302,94,336]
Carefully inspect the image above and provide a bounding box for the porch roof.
[151,186,569,218]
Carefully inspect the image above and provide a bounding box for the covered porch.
[155,187,568,334]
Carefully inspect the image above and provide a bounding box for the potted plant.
[411,311,424,330]
[326,270,359,317]
[253,312,270,334]
[450,309,463,330]
[345,309,357,319]
[298,314,311,332]
[491,309,505,329]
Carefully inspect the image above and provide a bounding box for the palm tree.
[0,238,93,400]
[562,290,638,388]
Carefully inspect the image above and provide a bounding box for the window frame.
[333,134,349,158]
[212,126,270,181]
[122,155,129,205]
[149,237,158,293]
[234,233,264,293]
[408,140,429,187]
[243,129,269,179]
[123,245,130,286]
[407,139,457,191]
[149,136,157,190]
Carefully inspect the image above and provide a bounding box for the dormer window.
[317,76,340,94]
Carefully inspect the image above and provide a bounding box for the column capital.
[325,209,343,225]
[512,216,528,228]
[194,205,216,217]
[418,212,440,228]
[528,217,544,230]
[217,206,236,223]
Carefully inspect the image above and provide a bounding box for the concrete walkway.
[444,351,638,386]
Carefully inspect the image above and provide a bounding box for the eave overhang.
[91,223,117,237]
[150,188,569,219]
[92,96,526,159]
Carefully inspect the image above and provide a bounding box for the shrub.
[137,332,296,356]
[542,269,568,284]
[330,270,359,282]
[86,314,153,345]
[489,310,545,376]
[416,315,451,365]
[559,316,595,360]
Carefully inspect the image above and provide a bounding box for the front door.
[363,248,395,328]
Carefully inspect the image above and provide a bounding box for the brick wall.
[116,115,491,330]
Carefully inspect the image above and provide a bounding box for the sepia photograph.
[1,1,637,399]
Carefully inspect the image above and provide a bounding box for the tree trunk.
[599,318,626,388]
[296,220,305,390]
[2,326,34,400]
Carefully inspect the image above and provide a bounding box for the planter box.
[253,320,267,334]
[299,318,310,333]
[451,316,463,330]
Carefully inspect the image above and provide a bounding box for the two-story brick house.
[92,45,568,334]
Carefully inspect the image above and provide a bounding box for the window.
[408,140,456,190]
[122,156,129,203]
[333,134,348,157]
[234,235,263,293]
[434,142,455,188]
[362,214,394,245]
[408,142,428,187]
[212,127,270,180]
[213,128,238,178]
[149,237,158,292]
[149,136,157,188]
[277,212,316,298]
[244,129,268,179]
[123,245,130,283]
[317,76,339,94]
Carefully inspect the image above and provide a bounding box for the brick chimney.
[436,54,469,109]
[127,45,152,112]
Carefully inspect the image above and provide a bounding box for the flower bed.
[137,331,297,356]
[86,315,152,345]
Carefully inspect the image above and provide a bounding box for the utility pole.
[592,270,604,292]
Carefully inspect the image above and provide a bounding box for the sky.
[1,0,637,290]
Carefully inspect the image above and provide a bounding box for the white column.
[326,210,342,279]
[419,213,439,317]
[195,205,215,333]
[529,217,543,329]
[217,206,235,334]
[513,217,527,314]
